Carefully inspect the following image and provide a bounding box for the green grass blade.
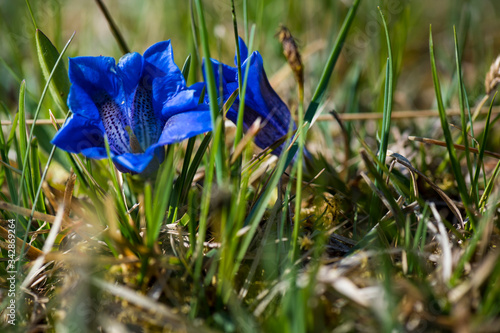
[370,9,394,224]
[29,137,46,214]
[17,139,60,267]
[233,144,291,276]
[190,118,223,318]
[17,33,75,213]
[94,0,130,54]
[147,148,175,248]
[303,0,361,124]
[472,93,496,195]
[280,0,361,171]
[17,80,28,169]
[24,0,37,29]
[17,80,33,206]
[243,0,248,41]
[0,120,17,204]
[14,37,76,266]
[181,132,212,203]
[429,26,476,231]
[377,7,394,171]
[6,111,19,148]
[181,54,192,79]
[232,26,256,178]
[361,151,405,227]
[246,0,361,217]
[231,0,243,150]
[453,26,475,205]
[478,159,500,209]
[194,0,226,185]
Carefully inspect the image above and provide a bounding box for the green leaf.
[35,29,70,114]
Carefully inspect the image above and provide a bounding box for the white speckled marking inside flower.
[130,85,163,151]
[95,93,131,155]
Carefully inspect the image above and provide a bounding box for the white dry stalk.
[21,205,65,289]
[429,203,452,282]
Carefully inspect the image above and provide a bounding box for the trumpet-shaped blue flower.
[206,38,296,155]
[52,41,212,174]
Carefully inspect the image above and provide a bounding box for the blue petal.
[113,152,155,174]
[234,37,249,65]
[159,88,198,119]
[150,107,213,148]
[116,51,165,152]
[81,147,108,159]
[68,57,120,119]
[117,52,144,97]
[206,58,236,98]
[51,114,105,154]
[143,40,183,79]
[67,57,131,155]
[143,40,184,91]
[234,51,295,154]
[145,41,189,119]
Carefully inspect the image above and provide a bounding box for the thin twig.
[409,136,500,159]
[0,201,71,226]
[3,106,500,127]
[94,0,130,54]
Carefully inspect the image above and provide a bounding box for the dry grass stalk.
[485,56,500,95]
[63,170,77,221]
[409,136,500,160]
[0,224,43,260]
[276,25,304,100]
[0,200,71,226]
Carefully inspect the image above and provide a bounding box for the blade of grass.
[429,26,476,231]
[472,93,496,197]
[0,120,17,204]
[233,142,291,277]
[478,159,500,209]
[453,26,474,204]
[17,80,33,206]
[232,26,256,177]
[281,0,361,169]
[369,8,394,225]
[17,121,68,268]
[243,0,248,42]
[194,0,226,185]
[24,0,37,29]
[181,132,212,203]
[146,148,175,248]
[246,0,362,231]
[376,7,394,171]
[181,54,192,78]
[94,0,130,54]
[169,55,195,221]
[190,118,223,318]
[29,137,46,214]
[17,32,75,210]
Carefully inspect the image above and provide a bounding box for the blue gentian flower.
[206,38,296,155]
[52,41,212,174]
